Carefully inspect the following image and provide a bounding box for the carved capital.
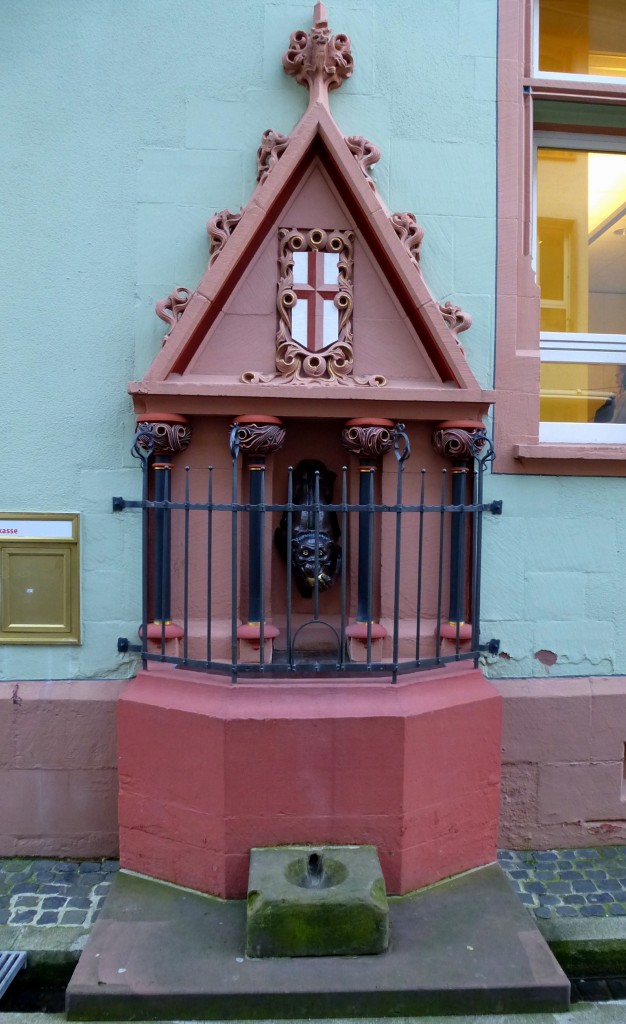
[282,3,353,97]
[206,208,243,261]
[390,212,424,269]
[155,287,191,340]
[341,419,395,459]
[439,301,472,335]
[432,420,488,462]
[135,415,192,456]
[345,136,380,189]
[257,129,290,185]
[230,416,286,457]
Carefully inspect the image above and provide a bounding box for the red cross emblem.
[291,251,341,352]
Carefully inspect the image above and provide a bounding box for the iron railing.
[114,425,501,682]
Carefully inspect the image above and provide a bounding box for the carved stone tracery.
[390,212,425,269]
[345,136,380,189]
[242,227,385,388]
[432,423,489,462]
[135,419,192,456]
[155,287,192,339]
[230,420,286,456]
[341,421,395,458]
[206,208,243,261]
[257,129,290,185]
[438,301,472,335]
[282,3,353,95]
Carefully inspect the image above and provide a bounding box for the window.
[494,0,626,469]
[536,0,626,81]
[536,139,626,441]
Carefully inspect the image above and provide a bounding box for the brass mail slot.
[0,514,80,644]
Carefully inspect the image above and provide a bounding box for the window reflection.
[538,0,626,78]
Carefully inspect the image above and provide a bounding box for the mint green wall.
[1,0,497,680]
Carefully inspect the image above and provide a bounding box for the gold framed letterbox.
[0,514,80,644]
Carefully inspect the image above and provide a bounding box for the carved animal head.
[274,459,342,598]
[291,529,341,598]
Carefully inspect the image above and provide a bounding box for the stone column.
[341,418,395,663]
[230,415,286,664]
[135,413,192,655]
[432,419,488,647]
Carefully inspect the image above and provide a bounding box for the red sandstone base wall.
[0,680,124,857]
[117,666,502,898]
[2,675,626,862]
[494,677,626,849]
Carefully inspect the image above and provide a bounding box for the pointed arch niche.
[119,4,501,900]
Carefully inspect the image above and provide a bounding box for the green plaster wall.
[1,0,497,680]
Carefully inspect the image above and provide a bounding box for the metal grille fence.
[114,426,501,682]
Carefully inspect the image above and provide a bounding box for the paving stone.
[580,904,606,917]
[11,909,37,923]
[37,911,60,925]
[41,895,67,909]
[53,862,78,875]
[535,852,558,862]
[571,879,598,893]
[546,881,572,894]
[602,878,624,891]
[0,911,9,924]
[40,883,68,894]
[506,879,522,891]
[559,870,584,880]
[62,910,88,925]
[93,883,111,895]
[609,903,626,916]
[556,906,579,917]
[66,896,93,910]
[508,869,529,879]
[79,862,102,873]
[2,860,33,873]
[587,891,615,903]
[533,907,553,919]
[524,881,546,894]
[518,893,536,905]
[13,895,39,908]
[11,882,39,894]
[563,894,587,905]
[538,894,561,906]
[535,869,557,880]
[585,870,608,880]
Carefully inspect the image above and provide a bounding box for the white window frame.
[534,132,626,442]
[533,0,626,85]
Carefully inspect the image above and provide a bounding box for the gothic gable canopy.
[130,3,493,422]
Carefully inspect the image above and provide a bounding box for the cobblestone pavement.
[498,847,626,920]
[3,851,626,927]
[0,858,118,927]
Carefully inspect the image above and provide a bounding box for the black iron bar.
[140,451,150,667]
[206,466,213,666]
[286,467,293,671]
[339,466,348,668]
[313,470,320,623]
[435,469,447,664]
[247,459,265,625]
[391,453,405,684]
[473,460,486,669]
[183,466,190,666]
[258,463,266,669]
[356,462,375,624]
[230,446,239,683]
[154,462,172,660]
[415,469,426,665]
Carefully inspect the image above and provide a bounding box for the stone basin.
[245,844,389,958]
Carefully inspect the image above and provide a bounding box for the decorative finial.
[282,3,353,104]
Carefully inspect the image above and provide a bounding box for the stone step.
[66,863,570,1019]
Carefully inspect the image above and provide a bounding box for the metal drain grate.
[571,976,626,1002]
[0,952,27,1000]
